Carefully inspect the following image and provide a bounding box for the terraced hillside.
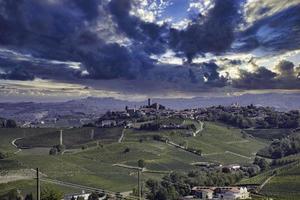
[0,121,268,196]
[239,154,300,200]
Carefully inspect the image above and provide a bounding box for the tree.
[41,187,63,200]
[88,192,99,200]
[0,151,8,159]
[123,147,130,153]
[49,148,58,155]
[7,189,23,200]
[138,159,145,169]
[6,119,17,128]
[254,157,269,171]
[25,193,33,200]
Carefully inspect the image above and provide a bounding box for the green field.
[163,122,267,164]
[261,165,300,199]
[238,154,300,200]
[15,127,123,148]
[244,129,292,140]
[0,179,80,198]
[0,121,269,197]
[260,156,300,200]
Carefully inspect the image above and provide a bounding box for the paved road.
[11,138,23,154]
[118,128,126,143]
[196,121,204,133]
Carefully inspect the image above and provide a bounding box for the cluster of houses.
[97,98,197,128]
[64,186,250,200]
[183,186,250,200]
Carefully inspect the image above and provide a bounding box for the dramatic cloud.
[108,0,168,55]
[0,0,299,97]
[233,67,277,89]
[237,4,300,53]
[169,0,242,63]
[0,67,34,81]
[275,60,296,78]
[233,60,300,89]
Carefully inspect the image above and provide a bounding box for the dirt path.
[113,164,171,174]
[257,174,276,192]
[118,128,126,143]
[0,169,36,184]
[113,163,143,170]
[196,121,204,134]
[225,151,252,159]
[11,138,23,154]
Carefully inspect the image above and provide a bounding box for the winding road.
[118,128,126,143]
[11,138,23,154]
[194,121,204,136]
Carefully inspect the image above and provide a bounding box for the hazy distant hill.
[0,93,299,122]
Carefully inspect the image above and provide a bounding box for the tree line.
[257,132,300,159]
[196,105,299,129]
[0,118,17,128]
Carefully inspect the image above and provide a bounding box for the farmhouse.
[189,186,250,200]
[100,120,117,127]
[64,191,107,200]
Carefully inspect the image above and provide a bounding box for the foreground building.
[185,186,250,200]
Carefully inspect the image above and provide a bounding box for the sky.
[0,0,300,102]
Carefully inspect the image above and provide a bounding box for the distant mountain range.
[0,93,299,122]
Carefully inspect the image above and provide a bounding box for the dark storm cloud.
[73,0,100,20]
[238,4,300,53]
[169,0,242,63]
[186,61,228,87]
[233,67,277,89]
[275,60,296,78]
[0,0,158,80]
[0,0,299,92]
[202,62,228,87]
[233,61,300,89]
[108,0,167,55]
[0,67,34,81]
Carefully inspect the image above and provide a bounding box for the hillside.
[239,154,300,200]
[0,121,269,196]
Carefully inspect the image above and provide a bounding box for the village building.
[189,186,250,200]
[100,119,117,127]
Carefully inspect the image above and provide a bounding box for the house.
[64,192,90,200]
[215,187,250,200]
[226,164,241,171]
[191,186,250,200]
[64,191,107,200]
[100,120,117,127]
[192,187,214,199]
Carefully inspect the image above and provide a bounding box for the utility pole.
[59,130,63,145]
[90,129,95,140]
[137,170,141,200]
[36,168,40,200]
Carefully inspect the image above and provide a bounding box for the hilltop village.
[1,99,300,200]
[94,98,299,131]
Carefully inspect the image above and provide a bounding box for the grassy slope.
[0,121,268,194]
[135,122,266,164]
[261,164,300,199]
[0,179,80,198]
[239,154,300,200]
[0,128,57,153]
[261,155,300,200]
[244,129,292,140]
[15,127,122,148]
[2,141,202,192]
